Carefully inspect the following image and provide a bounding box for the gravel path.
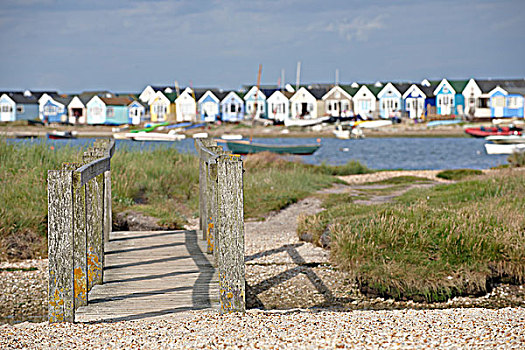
[2,170,524,347]
[1,308,524,349]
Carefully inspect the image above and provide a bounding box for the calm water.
[7,137,508,170]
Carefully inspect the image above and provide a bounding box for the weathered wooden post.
[83,147,105,290]
[205,146,223,258]
[197,138,217,239]
[94,139,112,243]
[48,139,114,322]
[48,169,75,322]
[216,154,245,313]
[63,163,88,310]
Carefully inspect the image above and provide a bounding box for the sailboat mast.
[281,69,285,91]
[250,64,262,143]
[295,61,301,90]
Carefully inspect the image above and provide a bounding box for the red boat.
[464,126,522,138]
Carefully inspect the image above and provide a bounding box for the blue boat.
[426,120,463,127]
[165,122,192,129]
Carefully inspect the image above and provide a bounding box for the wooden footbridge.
[47,139,245,322]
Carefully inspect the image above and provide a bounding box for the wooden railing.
[195,138,245,313]
[47,139,115,322]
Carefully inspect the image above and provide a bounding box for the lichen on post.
[48,170,75,322]
[83,148,105,290]
[216,154,245,313]
[62,163,88,309]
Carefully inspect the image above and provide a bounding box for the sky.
[1,0,524,93]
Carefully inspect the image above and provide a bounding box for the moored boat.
[47,130,77,139]
[464,126,522,138]
[485,135,525,144]
[333,125,364,139]
[352,120,392,129]
[484,143,525,155]
[131,132,186,142]
[221,134,243,140]
[225,140,321,155]
[284,116,330,127]
[426,119,463,127]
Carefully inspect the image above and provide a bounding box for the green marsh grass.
[436,169,483,180]
[0,139,81,260]
[1,143,369,260]
[298,171,525,302]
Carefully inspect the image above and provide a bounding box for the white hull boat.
[132,132,186,142]
[485,135,525,144]
[333,125,364,139]
[192,132,209,139]
[351,120,393,129]
[484,143,525,154]
[221,134,243,140]
[284,116,330,127]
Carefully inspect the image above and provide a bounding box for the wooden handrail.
[48,139,115,323]
[195,138,246,313]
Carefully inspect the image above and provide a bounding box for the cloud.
[326,14,388,41]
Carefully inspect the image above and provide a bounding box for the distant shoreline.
[0,123,471,139]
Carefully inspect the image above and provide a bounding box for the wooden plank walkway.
[75,230,219,322]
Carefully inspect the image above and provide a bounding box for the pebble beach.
[1,308,524,349]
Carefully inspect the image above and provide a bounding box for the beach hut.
[67,96,88,124]
[289,87,318,119]
[128,100,145,125]
[244,86,267,119]
[433,79,467,116]
[0,94,16,122]
[0,92,39,122]
[220,91,244,122]
[102,97,131,125]
[149,91,175,122]
[402,84,427,119]
[378,83,409,119]
[175,87,197,122]
[321,85,353,118]
[197,90,221,122]
[86,96,107,124]
[488,86,524,119]
[267,90,291,122]
[42,97,69,124]
[352,85,381,119]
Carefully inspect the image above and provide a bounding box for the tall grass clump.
[110,146,200,228]
[436,168,483,180]
[508,151,525,167]
[0,139,81,260]
[299,171,525,302]
[243,152,336,218]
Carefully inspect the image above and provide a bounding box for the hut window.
[17,105,24,113]
[1,104,11,112]
[507,97,522,108]
[107,107,114,117]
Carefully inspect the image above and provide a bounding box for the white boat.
[333,125,364,139]
[492,118,524,126]
[113,132,135,140]
[221,134,243,140]
[351,120,392,129]
[192,132,209,139]
[132,132,186,142]
[284,116,330,127]
[485,135,525,144]
[484,143,525,155]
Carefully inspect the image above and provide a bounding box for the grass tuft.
[436,169,483,180]
[508,151,525,168]
[298,171,525,302]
